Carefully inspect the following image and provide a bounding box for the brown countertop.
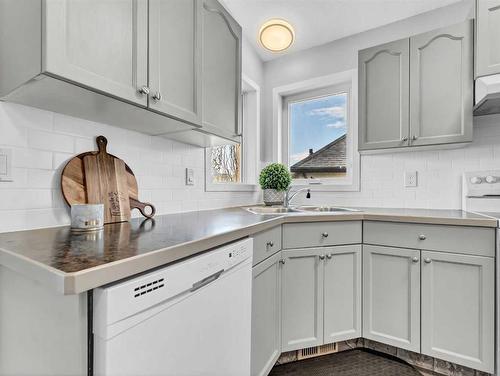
[0,206,496,294]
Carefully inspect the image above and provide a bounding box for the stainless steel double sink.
[245,206,361,215]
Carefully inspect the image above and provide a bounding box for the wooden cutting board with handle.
[61,136,156,224]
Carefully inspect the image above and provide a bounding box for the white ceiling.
[222,0,464,61]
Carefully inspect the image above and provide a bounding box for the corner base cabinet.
[281,245,362,352]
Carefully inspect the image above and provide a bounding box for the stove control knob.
[470,176,483,184]
[485,175,497,184]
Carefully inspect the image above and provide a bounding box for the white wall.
[0,40,264,233]
[262,0,500,210]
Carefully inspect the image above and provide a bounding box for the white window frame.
[205,74,260,192]
[273,69,360,191]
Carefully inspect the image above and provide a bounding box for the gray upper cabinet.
[148,0,203,125]
[358,39,410,150]
[281,248,324,352]
[358,20,473,152]
[43,0,149,106]
[363,245,421,352]
[0,0,243,146]
[202,0,242,140]
[421,251,494,373]
[251,252,282,376]
[409,21,473,147]
[476,0,500,77]
[323,246,361,344]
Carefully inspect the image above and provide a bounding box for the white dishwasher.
[93,238,253,376]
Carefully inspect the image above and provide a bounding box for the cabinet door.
[43,0,148,106]
[358,39,410,151]
[421,251,494,373]
[476,0,500,77]
[363,245,420,352]
[202,0,242,139]
[251,252,282,376]
[323,245,361,344]
[281,248,324,352]
[409,21,473,147]
[149,0,202,125]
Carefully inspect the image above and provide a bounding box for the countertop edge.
[63,216,284,294]
[0,209,497,295]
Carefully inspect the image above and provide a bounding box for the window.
[209,144,242,183]
[288,90,348,179]
[277,70,359,190]
[205,76,260,191]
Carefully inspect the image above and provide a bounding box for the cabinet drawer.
[283,221,362,249]
[364,221,495,257]
[252,226,282,266]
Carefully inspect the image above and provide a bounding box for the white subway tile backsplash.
[12,148,53,170]
[28,129,74,153]
[0,102,260,232]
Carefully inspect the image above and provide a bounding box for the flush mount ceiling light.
[259,19,295,52]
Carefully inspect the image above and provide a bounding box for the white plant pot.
[263,189,285,206]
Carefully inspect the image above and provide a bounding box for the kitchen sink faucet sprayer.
[284,188,311,208]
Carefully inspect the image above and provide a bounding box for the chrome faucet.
[284,187,311,208]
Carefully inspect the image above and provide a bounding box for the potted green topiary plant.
[259,163,292,206]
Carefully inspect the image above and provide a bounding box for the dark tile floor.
[269,349,422,376]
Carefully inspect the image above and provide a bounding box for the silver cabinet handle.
[412,135,418,141]
[412,256,419,263]
[279,259,285,265]
[152,92,162,101]
[319,255,325,260]
[424,258,432,264]
[138,86,150,95]
[266,241,274,248]
[401,137,408,142]
[326,254,333,259]
[322,232,329,238]
[419,234,426,240]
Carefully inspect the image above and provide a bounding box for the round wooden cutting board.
[61,136,156,222]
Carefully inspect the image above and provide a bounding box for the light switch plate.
[0,148,13,182]
[404,171,418,187]
[186,168,194,186]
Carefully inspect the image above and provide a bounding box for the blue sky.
[289,93,347,166]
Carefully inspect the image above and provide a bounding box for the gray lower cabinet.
[409,21,473,147]
[281,245,362,352]
[421,251,494,373]
[476,0,500,77]
[363,245,421,352]
[251,252,282,376]
[281,248,324,352]
[323,245,362,343]
[358,39,410,151]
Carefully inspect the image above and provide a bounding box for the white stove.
[463,170,500,376]
[463,170,500,219]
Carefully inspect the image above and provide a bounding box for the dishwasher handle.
[190,269,224,292]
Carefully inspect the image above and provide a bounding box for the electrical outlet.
[0,148,13,182]
[404,171,418,187]
[186,168,194,186]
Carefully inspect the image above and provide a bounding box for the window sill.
[291,180,360,192]
[205,183,259,192]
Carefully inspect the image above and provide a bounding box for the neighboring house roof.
[290,134,347,173]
